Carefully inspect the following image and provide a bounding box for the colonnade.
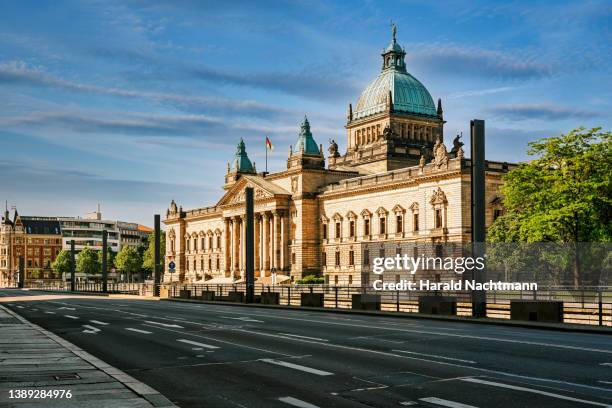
[224,210,289,278]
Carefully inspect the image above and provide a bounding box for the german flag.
[265,136,274,150]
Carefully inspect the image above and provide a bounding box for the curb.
[163,297,612,335]
[21,288,160,300]
[0,304,177,407]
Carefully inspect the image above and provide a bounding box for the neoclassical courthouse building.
[164,28,515,285]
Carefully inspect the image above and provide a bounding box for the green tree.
[142,231,165,273]
[97,246,116,269]
[115,246,142,282]
[488,127,611,286]
[52,250,73,275]
[77,247,100,275]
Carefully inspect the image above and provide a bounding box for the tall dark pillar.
[102,230,108,293]
[245,188,255,303]
[471,119,487,318]
[18,256,25,289]
[154,214,161,297]
[70,240,76,292]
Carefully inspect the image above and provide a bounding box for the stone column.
[231,218,238,275]
[240,215,246,278]
[224,218,230,276]
[262,212,269,273]
[271,211,278,270]
[280,211,286,270]
[254,214,260,277]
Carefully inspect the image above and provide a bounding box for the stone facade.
[163,27,516,285]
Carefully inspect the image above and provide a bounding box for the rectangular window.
[208,258,212,270]
[201,259,204,269]
[201,237,205,249]
[435,209,442,228]
[335,222,341,239]
[322,252,327,266]
[335,251,340,267]
[396,215,403,233]
[291,252,296,265]
[379,248,385,258]
[193,239,198,251]
[349,220,355,237]
[379,217,386,234]
[413,213,419,231]
[349,250,354,266]
[216,236,221,249]
[334,275,338,285]
[395,274,400,283]
[216,258,220,269]
[348,275,353,285]
[364,219,370,236]
[363,249,370,265]
[493,209,503,220]
[209,236,213,248]
[325,275,329,284]
[322,223,328,239]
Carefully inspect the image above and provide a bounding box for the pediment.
[217,176,290,206]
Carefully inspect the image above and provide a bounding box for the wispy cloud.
[488,104,605,121]
[411,44,553,80]
[0,61,290,118]
[447,86,517,99]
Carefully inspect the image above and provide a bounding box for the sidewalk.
[0,305,176,408]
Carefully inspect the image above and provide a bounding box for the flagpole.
[265,144,268,174]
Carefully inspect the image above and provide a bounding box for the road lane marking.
[16,305,24,309]
[278,396,320,408]
[126,328,152,334]
[202,307,612,354]
[399,403,417,406]
[235,328,611,393]
[64,315,79,319]
[44,311,55,314]
[82,325,101,334]
[393,349,476,364]
[460,378,610,407]
[419,397,477,408]
[261,358,333,376]
[598,381,612,385]
[600,363,612,367]
[58,307,76,310]
[144,320,184,328]
[177,339,219,349]
[227,316,264,323]
[90,320,109,325]
[278,333,328,342]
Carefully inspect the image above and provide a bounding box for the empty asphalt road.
[1,289,611,408]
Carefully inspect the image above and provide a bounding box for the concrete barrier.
[510,300,563,323]
[226,291,244,303]
[200,291,215,301]
[301,293,324,307]
[418,296,457,315]
[179,289,191,299]
[352,294,381,311]
[261,292,280,305]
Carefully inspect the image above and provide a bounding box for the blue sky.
[1,0,610,226]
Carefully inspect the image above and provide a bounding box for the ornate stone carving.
[433,138,449,169]
[328,139,340,158]
[430,187,448,205]
[450,134,464,156]
[291,176,298,193]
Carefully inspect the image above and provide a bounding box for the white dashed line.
[393,349,476,364]
[278,396,320,408]
[461,378,610,407]
[125,328,152,334]
[261,359,333,376]
[90,320,109,325]
[177,339,219,349]
[278,333,328,342]
[419,397,477,408]
[44,311,55,314]
[64,315,78,319]
[144,320,183,328]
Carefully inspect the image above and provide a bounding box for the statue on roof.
[392,23,397,42]
[328,139,340,158]
[433,137,449,169]
[450,133,464,156]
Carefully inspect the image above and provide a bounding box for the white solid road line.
[228,316,264,323]
[125,328,152,334]
[58,307,76,310]
[419,397,478,408]
[44,311,55,314]
[461,378,611,407]
[393,349,476,364]
[144,320,184,328]
[278,333,328,342]
[278,396,320,408]
[16,305,24,308]
[600,363,612,367]
[261,359,334,376]
[64,315,79,319]
[177,339,219,349]
[90,320,109,325]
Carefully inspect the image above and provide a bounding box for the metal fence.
[165,283,612,327]
[25,280,142,295]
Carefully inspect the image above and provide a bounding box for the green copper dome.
[293,116,320,155]
[353,25,437,120]
[233,138,254,173]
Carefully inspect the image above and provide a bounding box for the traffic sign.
[168,261,176,273]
